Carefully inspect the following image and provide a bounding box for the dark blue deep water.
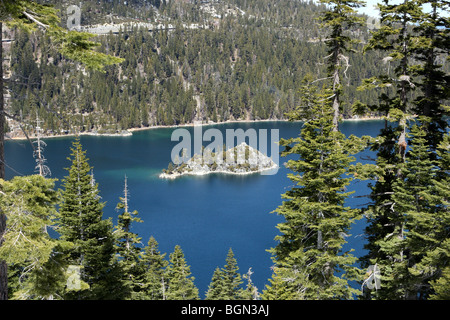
[5,120,383,298]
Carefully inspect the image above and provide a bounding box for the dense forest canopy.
[5,0,390,137]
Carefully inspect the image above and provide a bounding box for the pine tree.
[363,124,449,300]
[358,0,420,298]
[367,122,434,299]
[394,123,438,298]
[0,0,123,299]
[318,0,366,130]
[411,0,450,153]
[113,175,143,299]
[262,255,318,300]
[165,245,199,300]
[419,132,450,300]
[241,268,259,300]
[429,267,450,300]
[358,0,449,300]
[0,175,65,299]
[263,81,363,300]
[205,267,227,300]
[359,0,421,148]
[58,138,121,300]
[140,236,168,300]
[206,248,244,300]
[221,248,243,299]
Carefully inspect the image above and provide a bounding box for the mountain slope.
[6,0,381,138]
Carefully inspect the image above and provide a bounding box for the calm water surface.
[5,120,383,297]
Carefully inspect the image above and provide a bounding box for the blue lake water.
[5,120,383,298]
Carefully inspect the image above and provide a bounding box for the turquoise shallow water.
[5,120,383,298]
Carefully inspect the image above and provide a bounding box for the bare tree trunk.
[332,85,340,132]
[0,21,8,301]
[331,44,341,132]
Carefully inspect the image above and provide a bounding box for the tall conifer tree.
[0,175,64,299]
[113,175,143,299]
[221,248,243,299]
[411,0,450,152]
[263,81,364,300]
[139,236,168,300]
[319,0,366,130]
[0,0,123,300]
[362,123,449,300]
[165,245,199,300]
[58,138,121,299]
[358,0,449,299]
[409,131,449,299]
[372,123,435,299]
[358,0,419,298]
[205,248,244,300]
[205,267,226,300]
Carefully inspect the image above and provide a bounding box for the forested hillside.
[5,0,383,137]
[1,0,448,303]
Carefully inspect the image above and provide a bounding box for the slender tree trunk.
[398,7,409,164]
[331,25,342,133]
[0,21,8,301]
[332,69,340,132]
[317,125,325,250]
[424,3,437,119]
[397,4,410,299]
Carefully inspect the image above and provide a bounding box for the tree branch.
[22,11,49,29]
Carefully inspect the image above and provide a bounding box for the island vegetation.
[160,142,277,179]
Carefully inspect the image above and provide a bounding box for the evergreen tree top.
[0,0,124,72]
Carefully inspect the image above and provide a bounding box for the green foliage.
[262,264,304,300]
[411,132,450,300]
[358,0,449,300]
[264,81,364,300]
[139,236,168,300]
[318,0,366,128]
[2,0,449,302]
[0,175,64,299]
[165,245,199,300]
[58,138,123,299]
[429,267,450,300]
[205,267,227,300]
[5,0,388,136]
[0,175,57,267]
[205,248,244,300]
[410,0,450,151]
[0,0,123,72]
[113,176,144,299]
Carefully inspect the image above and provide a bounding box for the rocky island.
[159,142,278,179]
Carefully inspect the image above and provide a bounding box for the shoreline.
[159,162,279,180]
[6,116,382,141]
[5,130,133,141]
